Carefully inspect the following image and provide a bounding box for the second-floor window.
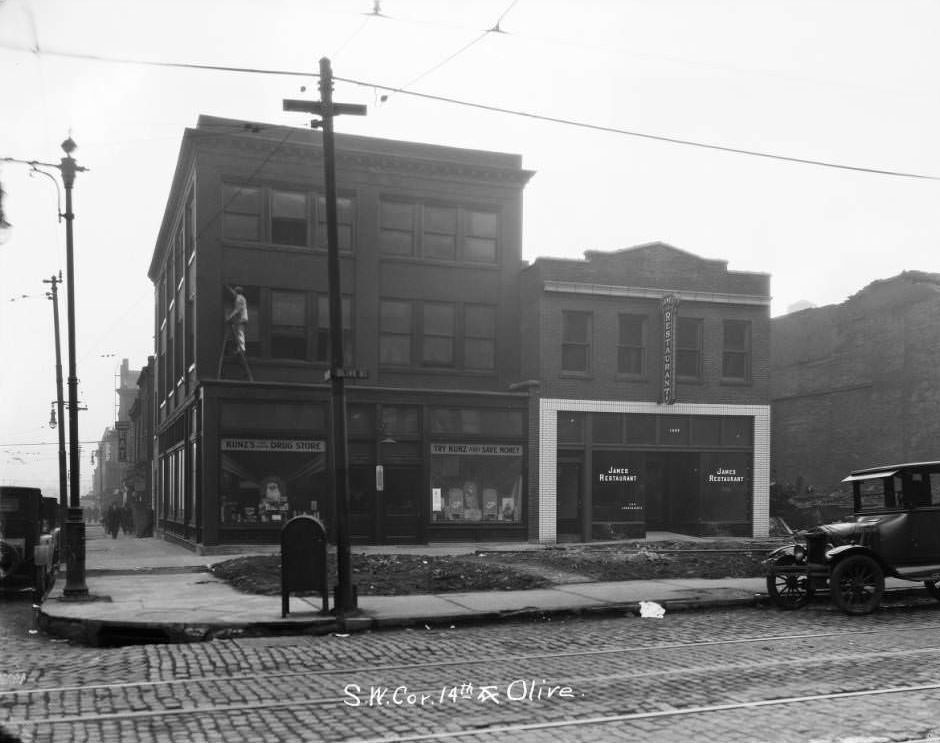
[316,295,354,366]
[561,311,592,373]
[464,305,495,370]
[379,300,497,371]
[379,300,413,366]
[617,314,646,375]
[270,290,307,360]
[677,317,703,380]
[422,303,456,367]
[722,319,752,381]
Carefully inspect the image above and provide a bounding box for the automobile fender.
[764,544,800,563]
[825,544,886,571]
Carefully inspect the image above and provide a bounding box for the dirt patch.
[211,542,774,596]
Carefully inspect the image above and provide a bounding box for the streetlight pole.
[1,139,89,598]
[44,273,68,519]
[284,59,366,624]
[59,138,89,599]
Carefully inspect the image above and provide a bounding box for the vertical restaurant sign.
[661,294,680,405]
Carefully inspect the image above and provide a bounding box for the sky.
[1,0,938,497]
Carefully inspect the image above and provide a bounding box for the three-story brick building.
[149,115,534,551]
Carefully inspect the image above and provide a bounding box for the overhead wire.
[383,0,518,99]
[0,40,935,182]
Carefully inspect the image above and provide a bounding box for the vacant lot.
[211,541,775,596]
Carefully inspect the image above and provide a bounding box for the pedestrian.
[106,504,120,539]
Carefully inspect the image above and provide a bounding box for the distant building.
[127,356,155,535]
[771,271,940,519]
[91,358,140,513]
[520,243,772,540]
[148,115,533,551]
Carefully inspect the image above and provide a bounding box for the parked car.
[0,486,59,598]
[765,460,940,615]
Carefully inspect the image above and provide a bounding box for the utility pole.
[284,58,366,625]
[44,273,68,517]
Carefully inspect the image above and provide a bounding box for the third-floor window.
[222,184,354,250]
[379,200,499,263]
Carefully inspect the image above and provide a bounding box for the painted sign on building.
[221,439,326,453]
[430,443,523,456]
[661,294,680,405]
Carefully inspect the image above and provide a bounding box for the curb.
[37,594,767,647]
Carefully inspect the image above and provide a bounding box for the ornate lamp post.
[1,138,89,598]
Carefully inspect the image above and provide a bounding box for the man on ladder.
[220,285,254,381]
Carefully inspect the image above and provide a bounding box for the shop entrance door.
[645,453,699,533]
[349,465,422,544]
[556,460,582,541]
[379,465,422,543]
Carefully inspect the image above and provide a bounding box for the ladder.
[217,324,254,381]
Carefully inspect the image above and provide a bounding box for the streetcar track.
[6,641,940,728]
[5,622,940,698]
[338,682,940,743]
[8,677,940,737]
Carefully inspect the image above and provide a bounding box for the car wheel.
[830,554,884,615]
[766,564,814,610]
[924,580,940,601]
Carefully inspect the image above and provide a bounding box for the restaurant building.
[149,115,533,551]
[519,244,772,542]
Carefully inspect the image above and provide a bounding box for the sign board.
[430,443,523,456]
[221,439,326,453]
[375,464,384,492]
[661,294,680,405]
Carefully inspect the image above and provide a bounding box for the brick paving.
[5,604,940,741]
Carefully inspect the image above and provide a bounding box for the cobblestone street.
[5,599,940,742]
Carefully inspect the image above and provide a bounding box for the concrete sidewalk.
[33,527,909,646]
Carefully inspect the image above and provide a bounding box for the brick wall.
[771,272,940,505]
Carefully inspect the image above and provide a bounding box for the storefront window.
[429,443,523,523]
[700,452,750,523]
[219,438,329,527]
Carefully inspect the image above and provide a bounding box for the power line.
[1,42,937,181]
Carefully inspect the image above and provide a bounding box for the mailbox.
[280,515,329,617]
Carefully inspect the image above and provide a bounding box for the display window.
[429,443,523,523]
[219,438,328,527]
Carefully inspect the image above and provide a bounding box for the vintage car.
[0,486,59,597]
[766,460,940,615]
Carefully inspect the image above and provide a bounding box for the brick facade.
[521,243,772,541]
[771,271,940,521]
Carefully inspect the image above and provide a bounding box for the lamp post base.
[62,508,89,599]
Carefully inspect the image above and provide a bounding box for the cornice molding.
[195,132,534,186]
[543,280,771,307]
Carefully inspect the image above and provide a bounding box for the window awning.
[842,470,898,483]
